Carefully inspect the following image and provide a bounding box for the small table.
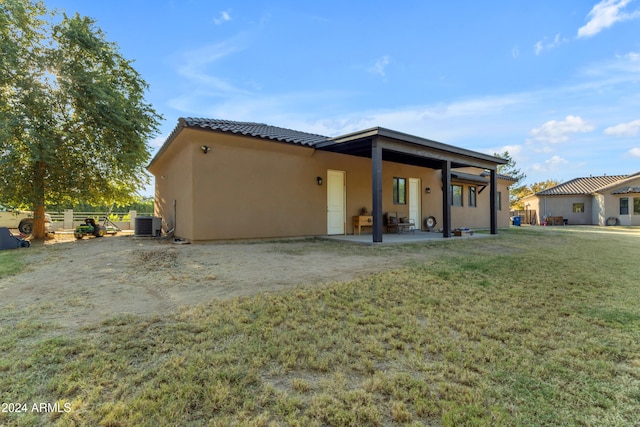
[353,215,373,235]
[547,216,564,226]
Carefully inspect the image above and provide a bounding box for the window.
[469,186,477,207]
[572,203,584,213]
[451,185,463,206]
[393,177,406,204]
[620,198,629,215]
[635,198,640,215]
[497,191,502,211]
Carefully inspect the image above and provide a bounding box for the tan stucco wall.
[449,181,511,229]
[540,195,593,225]
[151,128,512,241]
[148,132,195,238]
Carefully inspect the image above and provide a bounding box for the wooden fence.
[47,210,153,231]
[509,209,538,225]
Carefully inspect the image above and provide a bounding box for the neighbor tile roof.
[181,117,330,147]
[535,175,628,196]
[612,186,640,194]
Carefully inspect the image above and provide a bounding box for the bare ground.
[1,233,409,331]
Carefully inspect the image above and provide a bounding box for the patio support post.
[372,136,383,243]
[442,160,451,238]
[490,168,498,234]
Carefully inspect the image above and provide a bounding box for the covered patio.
[317,127,508,243]
[322,230,493,245]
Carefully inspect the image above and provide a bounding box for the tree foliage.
[511,180,561,210]
[529,179,560,194]
[494,151,527,209]
[0,0,161,238]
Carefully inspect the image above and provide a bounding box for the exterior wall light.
[425,187,431,194]
[200,145,211,154]
[317,176,323,185]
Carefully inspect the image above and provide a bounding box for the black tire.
[605,216,618,226]
[94,226,105,237]
[18,219,33,235]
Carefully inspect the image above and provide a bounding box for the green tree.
[511,180,561,210]
[0,0,161,239]
[530,179,560,194]
[494,151,526,209]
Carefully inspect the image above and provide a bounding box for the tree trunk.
[32,161,47,240]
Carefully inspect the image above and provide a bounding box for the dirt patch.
[0,234,406,331]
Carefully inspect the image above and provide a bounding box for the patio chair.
[384,212,399,233]
[398,216,416,233]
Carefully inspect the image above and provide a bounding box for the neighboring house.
[148,118,514,242]
[522,172,640,226]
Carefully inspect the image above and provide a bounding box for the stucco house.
[148,118,515,242]
[522,172,640,226]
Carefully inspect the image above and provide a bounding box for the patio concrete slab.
[320,230,492,245]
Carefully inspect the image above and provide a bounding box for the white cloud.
[531,155,569,172]
[214,10,231,25]
[174,41,249,94]
[629,147,640,157]
[499,144,523,157]
[604,119,640,136]
[368,56,391,77]
[534,41,543,55]
[512,47,519,59]
[534,33,567,55]
[149,135,166,149]
[577,0,640,38]
[530,115,596,143]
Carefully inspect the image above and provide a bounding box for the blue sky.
[46,0,640,192]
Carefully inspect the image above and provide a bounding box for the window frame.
[572,203,584,213]
[392,177,406,205]
[634,197,640,215]
[620,197,629,215]
[451,184,463,207]
[468,186,477,208]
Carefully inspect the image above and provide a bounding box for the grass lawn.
[1,227,639,426]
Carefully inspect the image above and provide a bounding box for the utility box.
[134,216,162,237]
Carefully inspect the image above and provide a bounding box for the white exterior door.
[327,170,346,235]
[409,178,421,229]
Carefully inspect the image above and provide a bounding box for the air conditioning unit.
[134,216,163,237]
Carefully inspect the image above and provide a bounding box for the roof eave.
[319,126,507,166]
[147,119,187,171]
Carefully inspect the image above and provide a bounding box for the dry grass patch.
[1,227,639,426]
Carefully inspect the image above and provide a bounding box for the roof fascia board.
[451,172,491,185]
[379,127,506,166]
[147,120,186,170]
[319,127,505,168]
[379,137,501,170]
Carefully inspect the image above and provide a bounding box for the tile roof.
[180,118,330,147]
[535,175,628,196]
[149,117,517,171]
[612,186,640,194]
